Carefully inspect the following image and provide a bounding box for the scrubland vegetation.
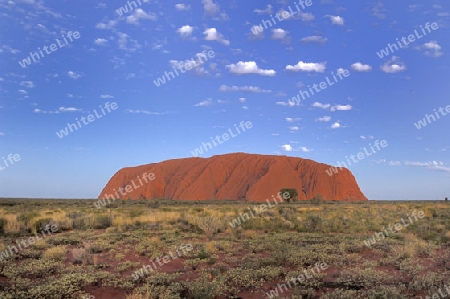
[0,198,449,298]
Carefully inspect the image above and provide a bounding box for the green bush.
[0,217,7,235]
[279,188,298,202]
[305,215,322,232]
[33,218,52,232]
[311,194,323,205]
[92,214,112,229]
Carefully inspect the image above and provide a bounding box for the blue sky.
[0,0,449,200]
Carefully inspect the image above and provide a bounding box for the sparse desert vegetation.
[0,198,448,298]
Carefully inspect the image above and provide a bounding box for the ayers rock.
[99,153,368,202]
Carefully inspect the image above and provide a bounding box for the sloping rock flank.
[99,153,368,201]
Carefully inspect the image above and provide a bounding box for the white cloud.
[18,89,27,94]
[226,61,276,76]
[34,107,82,114]
[381,56,406,73]
[0,45,20,54]
[219,85,271,93]
[202,0,220,16]
[301,35,328,44]
[67,71,82,79]
[297,12,315,21]
[100,94,114,99]
[59,107,81,112]
[125,109,171,115]
[281,144,293,151]
[20,81,35,88]
[254,4,272,14]
[117,32,141,52]
[96,20,118,30]
[276,101,295,107]
[286,61,326,73]
[422,41,443,57]
[312,102,331,109]
[326,15,345,25]
[239,97,246,103]
[316,116,331,122]
[175,3,190,11]
[331,105,352,111]
[94,38,108,46]
[286,117,301,122]
[388,161,401,166]
[289,126,299,131]
[126,9,157,25]
[405,161,450,172]
[271,28,288,40]
[351,62,372,72]
[372,2,386,19]
[194,99,213,107]
[242,106,248,110]
[331,122,341,129]
[177,25,194,38]
[203,28,230,45]
[281,144,311,152]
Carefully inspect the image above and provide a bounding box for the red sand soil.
[99,152,367,201]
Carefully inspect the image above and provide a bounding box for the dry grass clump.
[71,248,93,265]
[445,231,450,240]
[43,245,67,261]
[2,214,20,234]
[189,215,222,236]
[204,241,217,254]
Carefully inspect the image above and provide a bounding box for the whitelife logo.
[94,172,156,209]
[153,50,215,87]
[251,0,313,35]
[287,69,350,106]
[228,192,290,228]
[265,262,329,298]
[414,104,450,129]
[190,121,253,157]
[363,210,425,248]
[116,0,149,16]
[326,140,388,176]
[56,102,118,139]
[376,22,439,59]
[132,244,193,281]
[0,154,21,171]
[0,224,58,261]
[18,31,81,68]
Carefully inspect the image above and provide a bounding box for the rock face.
[99,153,368,202]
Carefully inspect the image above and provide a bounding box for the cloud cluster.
[219,85,271,93]
[381,56,406,73]
[227,61,275,76]
[286,61,326,73]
